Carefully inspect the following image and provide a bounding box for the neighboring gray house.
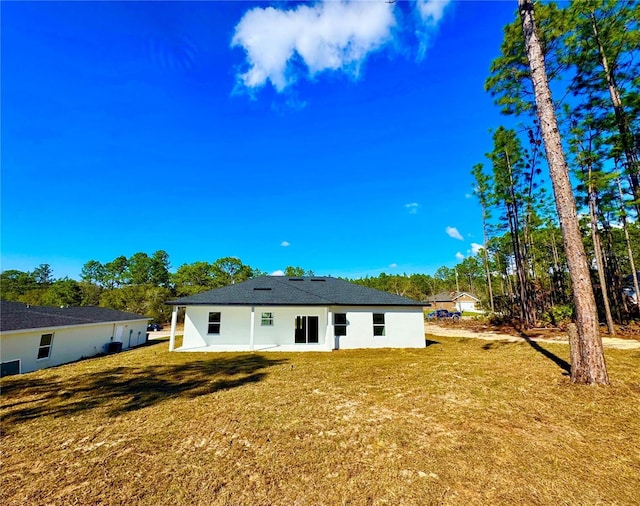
[167,276,426,352]
[0,301,150,376]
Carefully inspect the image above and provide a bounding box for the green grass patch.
[2,337,639,505]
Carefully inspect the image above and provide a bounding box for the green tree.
[283,266,315,277]
[472,163,496,312]
[565,0,640,214]
[150,250,171,287]
[518,0,609,384]
[172,262,217,296]
[211,257,254,286]
[33,264,54,286]
[127,252,153,286]
[81,260,106,287]
[42,278,82,307]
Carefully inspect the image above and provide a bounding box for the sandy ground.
[424,322,640,350]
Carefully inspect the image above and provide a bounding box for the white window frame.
[208,312,221,334]
[37,333,54,360]
[261,312,274,326]
[334,313,348,336]
[373,313,385,337]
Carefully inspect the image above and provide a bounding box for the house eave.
[166,302,424,307]
[1,317,152,336]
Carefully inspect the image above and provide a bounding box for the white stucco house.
[0,300,150,376]
[166,276,426,352]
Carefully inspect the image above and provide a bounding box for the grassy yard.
[2,336,639,505]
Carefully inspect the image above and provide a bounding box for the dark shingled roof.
[0,300,149,332]
[167,276,423,307]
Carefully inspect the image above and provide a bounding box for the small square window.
[261,312,274,326]
[37,333,54,360]
[208,312,221,334]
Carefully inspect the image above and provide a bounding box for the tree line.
[0,253,318,323]
[470,0,639,338]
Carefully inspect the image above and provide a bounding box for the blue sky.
[1,1,518,279]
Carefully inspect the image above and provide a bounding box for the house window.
[37,333,54,360]
[334,313,347,336]
[208,312,221,334]
[373,313,385,336]
[1,360,21,377]
[261,312,274,326]
[294,316,319,344]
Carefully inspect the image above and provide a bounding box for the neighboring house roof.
[427,291,480,302]
[168,276,424,307]
[0,300,149,332]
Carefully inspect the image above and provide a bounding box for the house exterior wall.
[433,301,457,311]
[182,305,332,352]
[333,306,425,350]
[180,305,425,351]
[1,320,148,375]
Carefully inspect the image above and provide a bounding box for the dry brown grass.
[2,336,639,505]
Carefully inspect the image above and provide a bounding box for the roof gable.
[428,291,479,302]
[452,292,480,301]
[0,300,149,332]
[168,277,423,307]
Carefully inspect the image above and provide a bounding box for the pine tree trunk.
[482,211,495,312]
[518,0,609,385]
[588,188,616,335]
[618,178,640,312]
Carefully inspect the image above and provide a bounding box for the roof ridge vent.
[310,278,326,282]
[253,287,272,291]
[288,278,304,281]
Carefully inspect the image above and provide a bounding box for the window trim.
[207,312,221,335]
[261,312,274,326]
[37,333,54,360]
[373,313,385,337]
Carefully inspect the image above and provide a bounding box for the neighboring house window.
[208,312,221,334]
[334,313,347,336]
[37,333,54,360]
[373,313,385,336]
[261,312,274,326]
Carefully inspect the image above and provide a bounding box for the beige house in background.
[425,291,481,312]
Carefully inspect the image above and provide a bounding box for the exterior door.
[294,316,319,344]
[114,325,124,343]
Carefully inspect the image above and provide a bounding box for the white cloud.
[270,270,285,276]
[416,0,450,25]
[470,243,483,255]
[389,263,398,268]
[280,241,290,247]
[414,0,453,59]
[455,252,465,261]
[232,1,396,92]
[446,226,464,241]
[405,202,419,214]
